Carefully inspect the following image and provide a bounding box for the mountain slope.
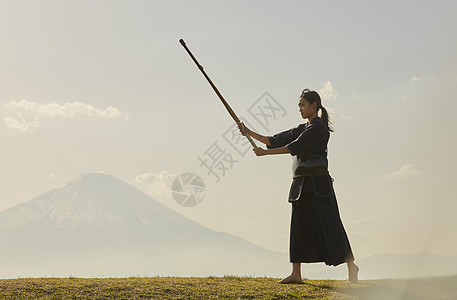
[0,173,287,278]
[0,173,204,231]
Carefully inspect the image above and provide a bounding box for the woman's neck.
[307,113,318,123]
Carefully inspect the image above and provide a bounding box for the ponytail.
[300,88,334,132]
[320,106,333,132]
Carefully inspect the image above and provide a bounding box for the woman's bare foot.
[347,262,359,284]
[277,273,302,284]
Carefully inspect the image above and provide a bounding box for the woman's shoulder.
[291,122,308,134]
[291,118,328,136]
[309,117,329,131]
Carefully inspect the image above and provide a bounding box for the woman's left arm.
[253,146,290,156]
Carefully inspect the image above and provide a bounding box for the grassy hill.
[1,275,456,299]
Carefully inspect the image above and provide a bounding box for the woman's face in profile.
[298,98,315,119]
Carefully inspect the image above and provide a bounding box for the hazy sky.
[1,0,456,260]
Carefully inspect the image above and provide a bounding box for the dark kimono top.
[267,117,331,202]
[267,117,329,160]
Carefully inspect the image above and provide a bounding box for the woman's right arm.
[238,122,271,146]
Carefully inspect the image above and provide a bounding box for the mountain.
[3,173,455,280]
[0,173,288,278]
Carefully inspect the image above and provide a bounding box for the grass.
[0,275,456,299]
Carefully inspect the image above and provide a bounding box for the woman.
[239,89,359,284]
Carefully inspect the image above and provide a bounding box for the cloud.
[410,76,420,82]
[350,91,360,101]
[134,171,176,201]
[339,114,352,120]
[319,81,338,101]
[320,106,352,121]
[3,113,39,135]
[387,163,423,179]
[3,100,128,135]
[410,75,441,83]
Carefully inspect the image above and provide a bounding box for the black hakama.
[289,175,354,265]
[267,117,354,266]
